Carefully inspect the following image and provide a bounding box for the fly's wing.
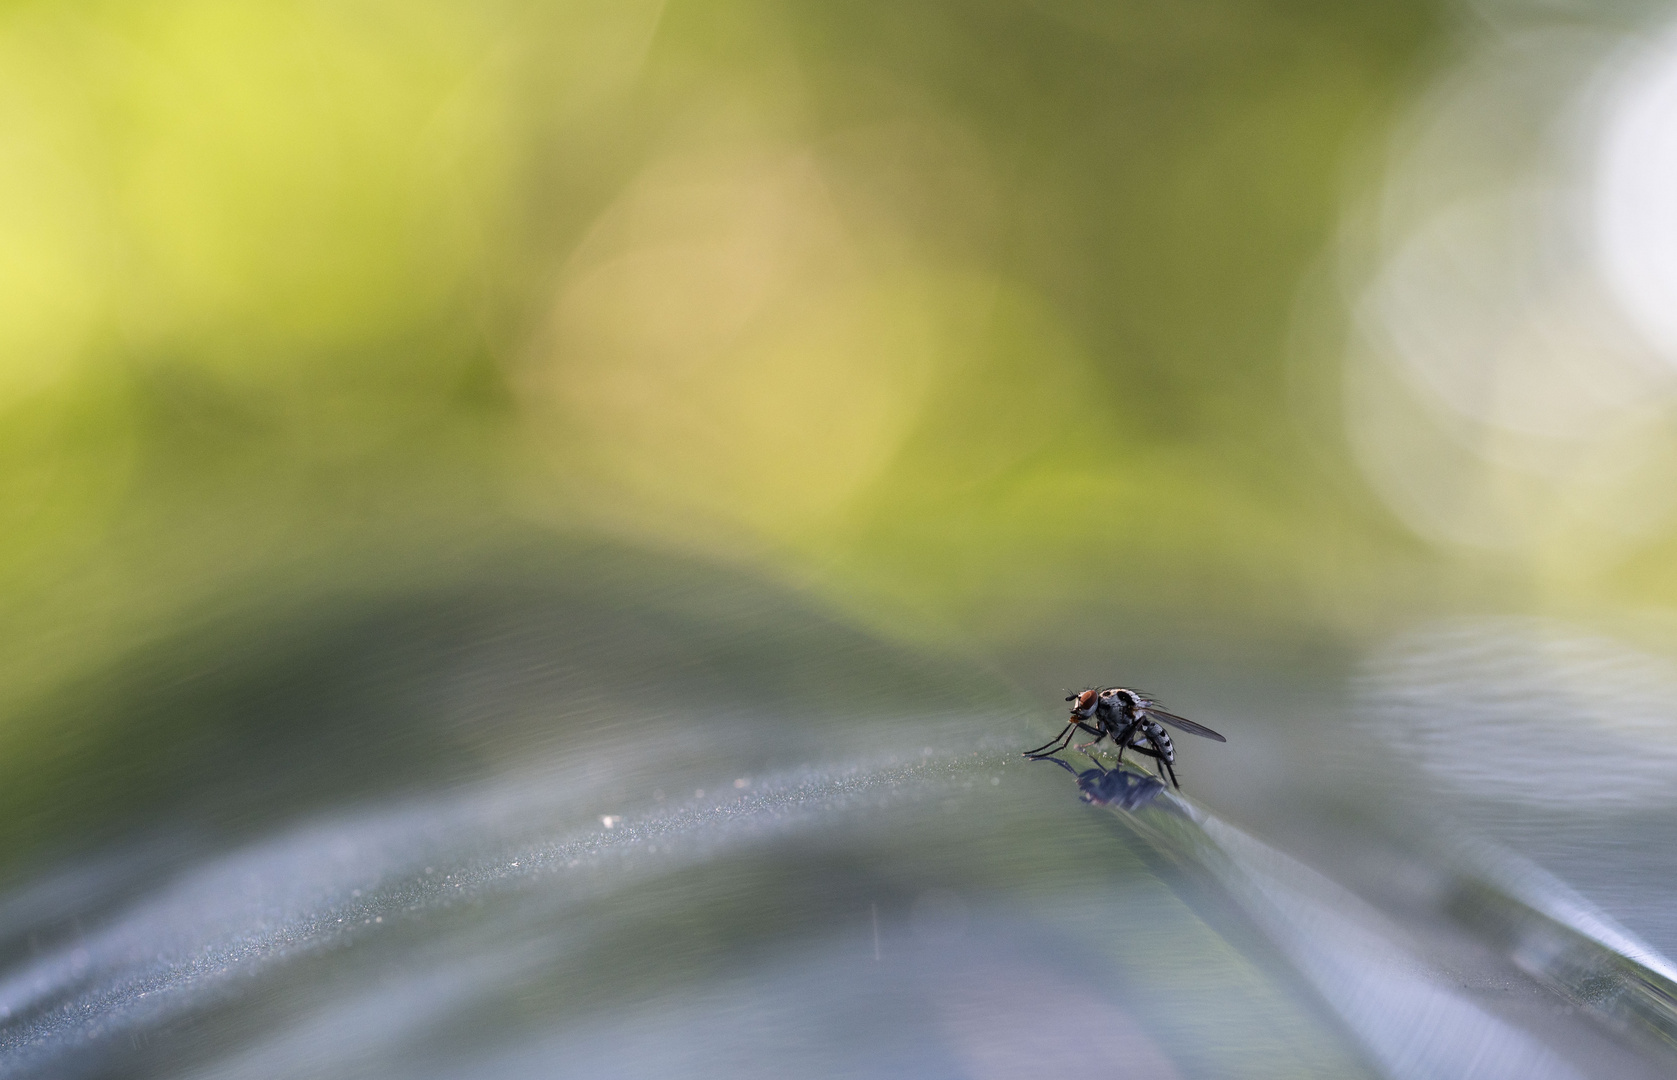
[1144,707,1227,742]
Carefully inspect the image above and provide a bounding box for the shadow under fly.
[1024,687,1226,790]
[1033,756,1168,811]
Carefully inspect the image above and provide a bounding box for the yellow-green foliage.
[0,0,1458,784]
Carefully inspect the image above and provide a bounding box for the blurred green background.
[8,0,1633,878]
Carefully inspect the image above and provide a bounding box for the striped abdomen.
[1142,721,1174,763]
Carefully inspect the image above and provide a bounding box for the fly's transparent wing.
[1145,707,1227,742]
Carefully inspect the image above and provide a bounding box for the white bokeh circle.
[1597,27,1677,368]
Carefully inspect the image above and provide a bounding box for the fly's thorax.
[1095,686,1141,724]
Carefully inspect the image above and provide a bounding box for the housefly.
[1023,687,1226,789]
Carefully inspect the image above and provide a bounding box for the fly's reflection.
[1035,756,1168,811]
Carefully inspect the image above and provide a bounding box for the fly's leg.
[1028,719,1097,758]
[1023,722,1075,758]
[1120,742,1155,779]
[1110,721,1141,769]
[1071,722,1107,756]
[1124,744,1169,782]
[1143,729,1179,788]
[1059,721,1102,758]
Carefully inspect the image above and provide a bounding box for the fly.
[1023,686,1226,789]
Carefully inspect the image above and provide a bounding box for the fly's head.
[1065,689,1099,721]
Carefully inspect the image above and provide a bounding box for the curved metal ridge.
[1073,765,1586,1080]
[1444,844,1677,1055]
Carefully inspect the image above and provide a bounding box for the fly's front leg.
[1024,722,1075,758]
[1071,721,1106,755]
